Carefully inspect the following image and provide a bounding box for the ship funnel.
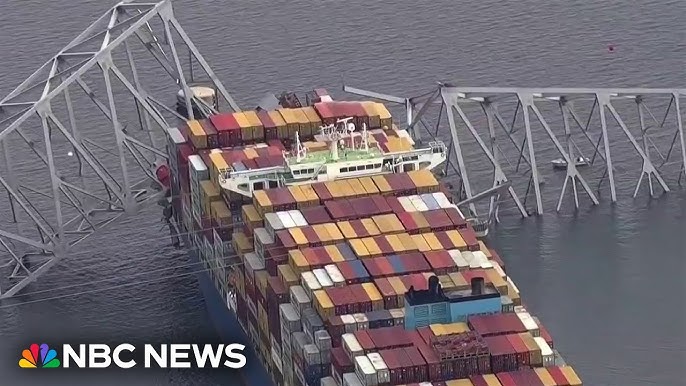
[471,277,485,295]
[428,275,441,295]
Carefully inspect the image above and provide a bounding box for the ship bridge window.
[293,169,300,175]
[365,164,374,170]
[253,182,264,190]
[268,180,278,188]
[306,168,315,174]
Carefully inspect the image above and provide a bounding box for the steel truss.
[345,85,686,219]
[0,0,238,298]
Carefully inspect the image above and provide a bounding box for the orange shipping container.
[410,211,431,232]
[445,379,474,386]
[361,101,381,128]
[288,185,308,208]
[360,218,381,236]
[347,178,368,197]
[560,366,583,385]
[411,234,431,252]
[324,245,345,262]
[324,223,344,242]
[371,175,392,195]
[325,181,344,199]
[361,282,384,310]
[292,108,311,137]
[337,221,357,239]
[187,120,207,149]
[362,237,382,257]
[349,239,370,258]
[302,106,323,133]
[233,112,251,140]
[277,108,299,139]
[313,224,333,244]
[446,229,467,250]
[278,264,299,287]
[208,152,229,186]
[397,233,418,251]
[243,110,264,142]
[386,234,405,253]
[359,176,380,195]
[387,276,407,299]
[299,184,320,206]
[253,190,272,215]
[482,374,502,386]
[448,272,470,290]
[533,368,557,386]
[407,169,439,193]
[422,232,443,251]
[243,147,259,159]
[338,179,356,198]
[288,250,310,273]
[289,228,308,247]
[268,110,288,139]
[374,102,393,128]
[313,289,335,321]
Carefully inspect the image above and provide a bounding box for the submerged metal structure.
[345,85,686,220]
[0,0,236,298]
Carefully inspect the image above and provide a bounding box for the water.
[0,0,685,385]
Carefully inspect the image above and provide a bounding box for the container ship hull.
[165,90,583,386]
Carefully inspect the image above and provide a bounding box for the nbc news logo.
[19,343,246,369]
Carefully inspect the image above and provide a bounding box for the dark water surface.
[0,0,684,385]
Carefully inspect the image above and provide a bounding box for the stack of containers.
[224,170,581,386]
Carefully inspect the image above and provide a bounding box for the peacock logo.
[19,343,61,368]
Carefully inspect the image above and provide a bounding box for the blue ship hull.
[184,233,275,386]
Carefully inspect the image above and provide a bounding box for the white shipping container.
[313,268,333,288]
[389,308,405,326]
[301,271,322,299]
[324,264,346,287]
[342,373,364,386]
[320,376,337,386]
[472,250,493,269]
[409,195,429,212]
[264,212,284,238]
[253,228,273,260]
[271,346,283,373]
[188,155,209,184]
[449,249,469,270]
[367,353,390,384]
[514,305,527,313]
[342,333,363,359]
[462,251,480,269]
[289,285,311,315]
[515,311,540,336]
[353,313,369,331]
[277,211,296,229]
[288,210,308,227]
[398,196,416,212]
[419,383,435,386]
[432,192,453,209]
[304,343,322,365]
[244,253,265,279]
[396,129,415,145]
[354,355,378,386]
[341,314,357,333]
[167,127,186,144]
[534,337,555,366]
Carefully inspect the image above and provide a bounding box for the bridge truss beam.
[0,0,239,298]
[345,85,685,219]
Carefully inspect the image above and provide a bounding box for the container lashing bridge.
[0,0,684,299]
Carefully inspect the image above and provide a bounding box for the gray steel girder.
[0,0,239,298]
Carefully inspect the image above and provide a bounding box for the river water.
[0,0,684,385]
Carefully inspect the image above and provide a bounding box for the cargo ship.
[162,88,584,386]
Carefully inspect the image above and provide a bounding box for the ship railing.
[428,140,447,155]
[218,165,285,184]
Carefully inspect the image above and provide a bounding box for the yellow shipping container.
[243,147,259,159]
[445,229,468,250]
[289,228,308,246]
[232,232,252,257]
[268,110,288,139]
[302,106,322,132]
[411,234,431,252]
[324,223,344,242]
[298,184,320,206]
[210,201,232,227]
[445,379,474,386]
[325,245,345,262]
[313,224,333,244]
[338,179,356,198]
[288,185,308,208]
[313,289,334,321]
[518,332,542,366]
[209,152,228,185]
[234,111,251,129]
[277,108,299,139]
[256,271,269,297]
[361,282,383,310]
[387,276,407,296]
[360,218,381,236]
[533,368,557,386]
[241,204,262,224]
[359,176,380,195]
[410,212,430,231]
[438,275,456,291]
[278,264,299,287]
[422,232,443,251]
[288,250,309,273]
[396,233,417,251]
[448,272,470,291]
[484,268,508,294]
[325,181,344,199]
[187,120,207,149]
[482,374,502,386]
[360,101,381,128]
[349,239,370,258]
[560,366,583,385]
[408,169,439,193]
[292,108,311,137]
[337,221,357,239]
[243,110,264,141]
[430,324,446,336]
[374,102,393,128]
[347,178,368,197]
[253,190,272,215]
[507,282,521,305]
[362,238,382,257]
[372,175,392,195]
[385,234,405,253]
[445,322,470,335]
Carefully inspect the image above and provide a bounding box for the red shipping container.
[372,278,397,309]
[353,329,375,353]
[468,375,489,386]
[425,210,453,232]
[496,372,517,386]
[484,335,517,373]
[545,366,571,385]
[488,247,506,270]
[417,326,434,345]
[374,236,394,255]
[385,196,406,214]
[301,206,331,224]
[416,342,441,382]
[350,220,369,237]
[515,368,545,386]
[312,182,332,202]
[275,230,296,249]
[444,206,468,228]
[376,257,394,277]
[327,316,345,347]
[538,321,554,349]
[397,212,419,234]
[371,195,392,214]
[256,110,277,141]
[505,334,531,368]
[423,250,455,275]
[404,347,428,383]
[459,224,480,251]
[380,349,403,385]
[210,113,241,148]
[331,346,353,382]
[301,226,321,247]
[350,284,372,313]
[395,348,414,384]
